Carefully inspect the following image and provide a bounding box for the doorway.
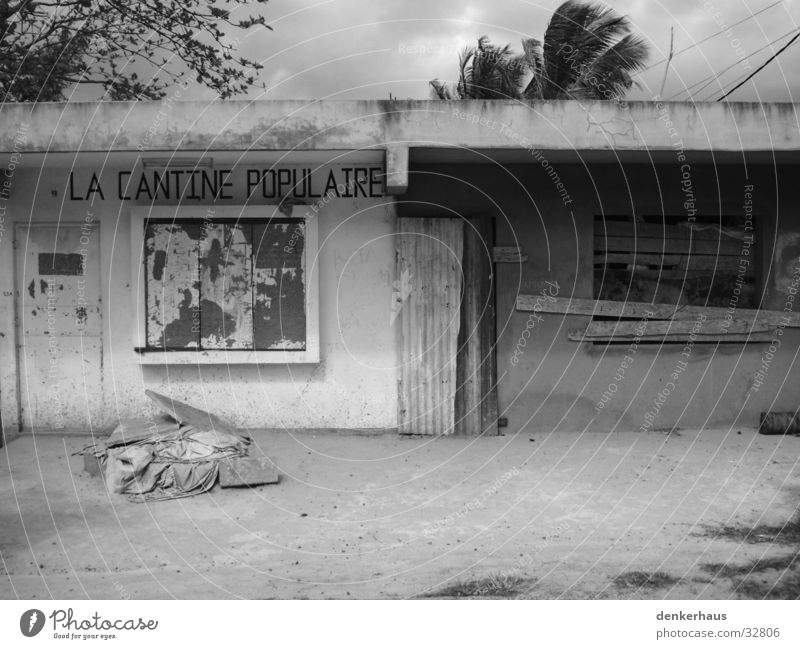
[15,223,102,432]
[396,217,497,435]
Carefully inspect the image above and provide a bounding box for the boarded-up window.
[144,218,306,350]
[594,214,756,308]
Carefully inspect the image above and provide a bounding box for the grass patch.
[700,520,800,545]
[702,553,800,599]
[702,553,800,579]
[614,571,679,590]
[734,571,800,599]
[422,573,528,599]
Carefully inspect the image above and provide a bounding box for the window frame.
[131,205,319,364]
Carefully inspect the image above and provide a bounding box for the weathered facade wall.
[2,100,799,437]
[401,162,800,433]
[0,160,398,435]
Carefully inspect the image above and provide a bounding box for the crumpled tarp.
[80,392,250,502]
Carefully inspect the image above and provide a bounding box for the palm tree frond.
[430,0,648,103]
[457,44,476,98]
[429,78,452,100]
[543,1,649,99]
[543,0,597,95]
[594,33,650,74]
[521,37,545,99]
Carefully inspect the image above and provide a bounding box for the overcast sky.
[217,0,800,102]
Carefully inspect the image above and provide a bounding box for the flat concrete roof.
[0,99,798,156]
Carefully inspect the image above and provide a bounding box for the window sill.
[134,349,320,364]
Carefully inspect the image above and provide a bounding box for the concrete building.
[0,99,798,441]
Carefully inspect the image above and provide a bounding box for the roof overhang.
[1,99,797,193]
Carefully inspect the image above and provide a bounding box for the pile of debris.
[80,390,278,502]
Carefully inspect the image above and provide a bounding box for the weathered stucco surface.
[1,100,798,436]
[0,161,397,434]
[0,100,798,155]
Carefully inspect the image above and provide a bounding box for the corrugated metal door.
[16,223,102,432]
[397,218,463,435]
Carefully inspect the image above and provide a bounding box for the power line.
[717,30,800,100]
[667,27,799,100]
[697,29,798,100]
[641,0,783,72]
[658,27,675,96]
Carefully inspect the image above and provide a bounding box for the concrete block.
[219,456,279,488]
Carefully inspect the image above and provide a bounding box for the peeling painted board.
[252,222,306,350]
[199,223,254,349]
[397,218,463,436]
[253,221,305,267]
[145,222,201,348]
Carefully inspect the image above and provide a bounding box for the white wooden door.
[15,223,102,432]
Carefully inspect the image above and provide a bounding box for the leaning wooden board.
[516,295,800,328]
[145,389,241,436]
[577,319,771,337]
[568,330,774,343]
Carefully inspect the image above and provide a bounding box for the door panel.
[455,217,498,435]
[397,218,463,435]
[16,224,102,432]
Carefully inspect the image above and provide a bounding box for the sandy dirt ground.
[1,428,799,599]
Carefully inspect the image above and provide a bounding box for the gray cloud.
[207,0,800,102]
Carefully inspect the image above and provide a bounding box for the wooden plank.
[492,246,527,263]
[595,235,741,256]
[579,319,770,337]
[595,253,747,271]
[568,329,774,343]
[595,221,745,241]
[596,268,754,280]
[105,415,181,447]
[516,295,800,327]
[145,389,240,436]
[456,217,498,436]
